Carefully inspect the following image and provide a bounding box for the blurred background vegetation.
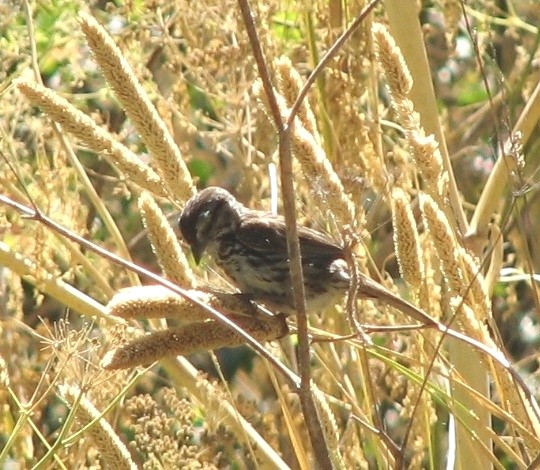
[0,0,539,468]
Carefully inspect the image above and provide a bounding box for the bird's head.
[179,187,243,263]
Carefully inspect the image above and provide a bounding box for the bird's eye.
[197,208,213,233]
[200,209,211,221]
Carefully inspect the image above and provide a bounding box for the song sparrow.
[179,187,350,311]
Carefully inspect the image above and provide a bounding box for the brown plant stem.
[237,1,332,467]
[1,192,539,426]
[288,0,381,128]
[238,2,384,466]
[0,193,298,389]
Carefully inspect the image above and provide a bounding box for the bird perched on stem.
[179,186,350,312]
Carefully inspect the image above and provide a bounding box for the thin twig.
[0,193,299,391]
[22,0,140,286]
[288,0,381,127]
[2,193,539,434]
[237,1,283,130]
[236,0,540,463]
[238,1,332,466]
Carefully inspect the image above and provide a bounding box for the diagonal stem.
[288,0,381,127]
[0,193,299,390]
[237,1,333,467]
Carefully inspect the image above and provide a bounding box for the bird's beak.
[191,245,203,264]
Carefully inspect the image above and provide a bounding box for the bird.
[178,187,350,312]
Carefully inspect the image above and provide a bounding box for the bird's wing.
[237,213,344,258]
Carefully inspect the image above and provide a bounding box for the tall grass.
[0,0,539,467]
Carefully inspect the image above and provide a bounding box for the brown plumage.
[179,187,350,311]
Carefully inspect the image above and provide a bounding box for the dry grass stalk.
[107,285,258,322]
[449,297,492,346]
[79,13,194,204]
[102,314,289,369]
[417,250,443,321]
[391,188,424,290]
[275,56,320,141]
[372,24,413,100]
[450,300,540,449]
[59,384,137,470]
[420,194,464,295]
[372,23,445,195]
[458,249,492,320]
[253,80,364,233]
[415,184,540,457]
[191,371,288,467]
[311,384,345,468]
[138,192,196,288]
[291,122,359,229]
[400,332,438,468]
[422,196,490,325]
[422,191,540,453]
[15,80,167,198]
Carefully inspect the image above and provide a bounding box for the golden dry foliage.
[1,0,539,468]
